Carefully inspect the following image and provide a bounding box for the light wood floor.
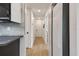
[26,37,48,56]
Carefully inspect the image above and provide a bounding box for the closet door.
[11,3,21,23]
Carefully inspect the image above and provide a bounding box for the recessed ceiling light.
[32,16,34,19]
[38,9,41,12]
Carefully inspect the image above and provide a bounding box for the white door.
[53,3,62,56]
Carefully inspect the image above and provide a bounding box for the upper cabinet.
[11,3,22,23]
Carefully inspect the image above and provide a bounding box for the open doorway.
[25,3,52,56]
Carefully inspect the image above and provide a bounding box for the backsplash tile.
[0,23,24,36]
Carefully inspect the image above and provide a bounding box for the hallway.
[0,3,77,56]
[25,3,51,56]
[26,37,48,56]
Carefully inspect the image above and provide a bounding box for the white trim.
[30,11,35,48]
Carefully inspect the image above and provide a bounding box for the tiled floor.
[26,37,48,56]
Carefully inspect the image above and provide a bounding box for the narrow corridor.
[26,3,51,56]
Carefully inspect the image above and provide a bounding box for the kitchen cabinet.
[11,3,22,23]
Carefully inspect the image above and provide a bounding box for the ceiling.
[27,3,51,20]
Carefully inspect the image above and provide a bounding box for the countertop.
[0,36,23,46]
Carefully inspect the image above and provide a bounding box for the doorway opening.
[25,3,52,56]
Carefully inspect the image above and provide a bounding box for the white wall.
[34,20,44,37]
[77,4,79,56]
[69,3,79,56]
[53,3,62,56]
[70,3,77,56]
[20,4,26,56]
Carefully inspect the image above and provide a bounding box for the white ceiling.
[27,3,51,20]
